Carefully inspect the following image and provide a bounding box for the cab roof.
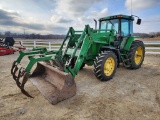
[99,14,134,21]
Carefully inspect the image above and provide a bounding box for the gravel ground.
[0,52,160,120]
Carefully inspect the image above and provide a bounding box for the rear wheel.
[126,40,145,69]
[94,51,117,81]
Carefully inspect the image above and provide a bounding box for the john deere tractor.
[11,14,145,104]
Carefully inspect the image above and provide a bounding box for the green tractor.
[11,14,145,104]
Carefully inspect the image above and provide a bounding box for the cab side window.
[100,21,107,33]
[121,19,129,36]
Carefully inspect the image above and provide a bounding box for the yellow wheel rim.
[134,46,143,65]
[104,57,115,76]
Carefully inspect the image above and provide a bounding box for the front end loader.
[11,14,145,104]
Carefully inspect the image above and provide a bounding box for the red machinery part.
[0,47,14,56]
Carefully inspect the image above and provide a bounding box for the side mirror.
[137,18,141,25]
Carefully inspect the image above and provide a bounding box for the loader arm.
[16,48,47,63]
[73,34,91,75]
[55,27,75,59]
[63,25,93,77]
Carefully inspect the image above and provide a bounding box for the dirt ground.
[0,52,160,120]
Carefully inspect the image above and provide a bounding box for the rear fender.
[123,36,134,51]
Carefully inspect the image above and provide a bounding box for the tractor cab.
[99,14,141,36]
[98,15,141,50]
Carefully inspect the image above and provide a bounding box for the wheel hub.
[134,46,143,65]
[104,57,115,76]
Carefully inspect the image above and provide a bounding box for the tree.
[4,31,11,37]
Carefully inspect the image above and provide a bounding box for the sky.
[0,0,160,34]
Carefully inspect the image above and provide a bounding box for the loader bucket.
[30,62,76,104]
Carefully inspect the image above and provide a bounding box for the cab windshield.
[100,18,133,36]
[100,19,119,33]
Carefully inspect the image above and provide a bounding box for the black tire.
[126,40,145,69]
[94,51,117,81]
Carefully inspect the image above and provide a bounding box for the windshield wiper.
[108,20,118,33]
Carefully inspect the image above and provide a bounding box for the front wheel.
[94,51,117,81]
